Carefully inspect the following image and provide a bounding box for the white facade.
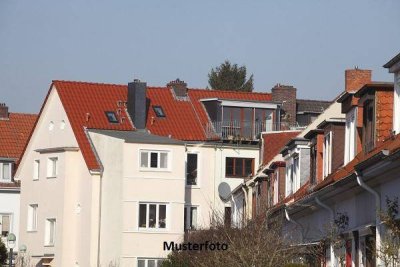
[0,188,20,250]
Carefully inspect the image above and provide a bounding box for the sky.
[0,0,399,113]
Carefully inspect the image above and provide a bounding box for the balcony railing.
[205,120,304,140]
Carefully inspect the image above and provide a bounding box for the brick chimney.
[271,84,297,125]
[167,79,188,97]
[0,103,9,119]
[345,68,372,92]
[127,79,147,129]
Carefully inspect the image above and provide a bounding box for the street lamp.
[6,233,16,267]
[19,245,27,267]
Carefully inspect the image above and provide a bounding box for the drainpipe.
[284,205,303,242]
[241,185,248,224]
[355,171,381,266]
[315,197,335,267]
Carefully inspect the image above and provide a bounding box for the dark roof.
[383,52,400,68]
[354,82,394,97]
[88,129,184,145]
[296,99,331,114]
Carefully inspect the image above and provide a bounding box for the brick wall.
[345,69,372,92]
[0,103,9,119]
[271,84,297,125]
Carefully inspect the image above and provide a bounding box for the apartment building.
[233,59,400,267]
[17,77,314,266]
[0,103,36,251]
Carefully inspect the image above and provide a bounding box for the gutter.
[284,205,303,242]
[355,171,381,266]
[315,197,335,267]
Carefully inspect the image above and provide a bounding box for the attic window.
[105,111,118,123]
[153,106,165,117]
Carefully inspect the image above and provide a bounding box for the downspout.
[284,205,303,242]
[241,185,248,224]
[355,171,381,266]
[315,197,335,267]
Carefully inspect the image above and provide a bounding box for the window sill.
[138,228,168,232]
[186,185,200,189]
[225,176,249,179]
[44,244,55,247]
[27,230,38,233]
[33,178,39,181]
[139,168,171,173]
[46,176,57,179]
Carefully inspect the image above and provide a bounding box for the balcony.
[205,120,303,141]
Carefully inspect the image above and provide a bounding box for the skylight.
[153,106,165,117]
[105,111,118,123]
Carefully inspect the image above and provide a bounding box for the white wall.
[0,190,20,249]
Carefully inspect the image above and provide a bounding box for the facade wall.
[0,190,20,249]
[16,88,96,266]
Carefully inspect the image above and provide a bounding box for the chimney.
[271,84,297,125]
[345,68,372,92]
[127,79,147,129]
[167,78,187,97]
[0,103,9,119]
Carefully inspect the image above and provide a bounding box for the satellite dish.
[218,182,231,201]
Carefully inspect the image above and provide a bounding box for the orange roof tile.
[0,113,37,162]
[49,81,272,171]
[262,131,300,165]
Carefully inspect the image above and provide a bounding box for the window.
[140,150,169,170]
[60,120,66,130]
[137,258,164,267]
[184,206,198,230]
[47,157,58,177]
[48,121,54,131]
[153,106,165,118]
[186,153,198,185]
[33,160,40,180]
[344,108,357,164]
[224,207,231,227]
[105,111,118,123]
[225,157,254,177]
[139,203,167,230]
[363,101,375,153]
[293,156,300,191]
[0,162,12,181]
[27,204,38,231]
[323,132,332,178]
[45,218,56,246]
[0,214,11,237]
[393,74,400,134]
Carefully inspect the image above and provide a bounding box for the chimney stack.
[127,79,147,129]
[271,84,297,125]
[167,79,187,97]
[345,68,372,92]
[0,103,9,119]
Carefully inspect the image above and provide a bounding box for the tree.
[0,239,7,265]
[208,60,254,92]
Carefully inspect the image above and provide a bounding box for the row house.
[15,78,330,266]
[0,103,36,251]
[232,58,400,267]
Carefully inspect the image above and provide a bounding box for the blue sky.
[1,0,399,113]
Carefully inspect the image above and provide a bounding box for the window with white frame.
[47,157,58,177]
[0,161,12,181]
[140,150,169,170]
[137,258,164,267]
[27,204,38,231]
[285,164,293,196]
[186,153,198,186]
[45,218,56,246]
[33,160,40,180]
[138,203,167,229]
[323,132,333,178]
[0,214,11,237]
[293,155,299,191]
[184,206,198,230]
[344,108,357,164]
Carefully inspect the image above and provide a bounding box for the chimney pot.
[0,103,9,119]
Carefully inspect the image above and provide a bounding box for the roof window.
[105,111,118,123]
[153,106,165,118]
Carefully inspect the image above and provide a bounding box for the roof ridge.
[187,88,271,95]
[9,112,38,117]
[53,80,126,87]
[297,99,332,103]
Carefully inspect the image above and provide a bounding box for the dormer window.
[105,111,118,123]
[153,106,165,118]
[344,108,357,164]
[363,100,375,153]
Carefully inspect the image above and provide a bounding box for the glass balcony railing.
[205,120,304,140]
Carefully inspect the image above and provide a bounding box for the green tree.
[0,239,7,264]
[208,60,254,92]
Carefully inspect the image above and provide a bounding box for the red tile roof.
[50,81,272,171]
[0,113,37,162]
[262,131,300,165]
